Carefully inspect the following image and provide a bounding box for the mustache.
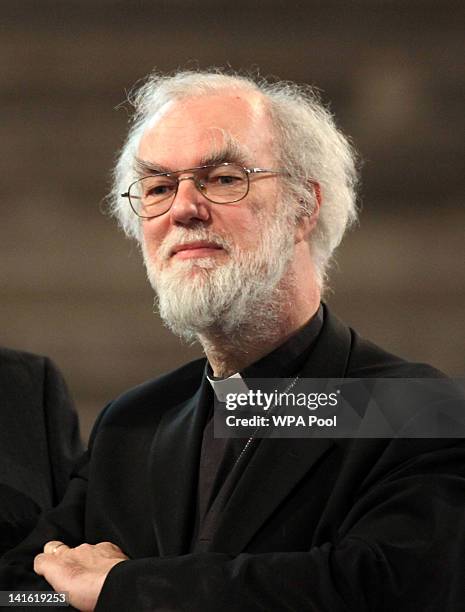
[157,227,233,260]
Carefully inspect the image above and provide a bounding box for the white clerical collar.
[207,371,249,401]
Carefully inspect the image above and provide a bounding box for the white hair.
[109,69,359,287]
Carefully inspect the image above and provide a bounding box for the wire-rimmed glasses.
[121,162,286,219]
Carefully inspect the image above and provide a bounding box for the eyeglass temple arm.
[247,168,285,175]
[121,192,142,200]
[249,169,319,189]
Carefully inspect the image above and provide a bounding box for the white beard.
[143,209,296,343]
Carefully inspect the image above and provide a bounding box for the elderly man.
[1,70,464,611]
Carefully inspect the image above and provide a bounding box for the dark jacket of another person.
[0,347,83,555]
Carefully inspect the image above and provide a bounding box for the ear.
[295,180,322,243]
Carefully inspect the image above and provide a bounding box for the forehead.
[138,92,275,168]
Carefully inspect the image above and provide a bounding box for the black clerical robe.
[194,306,323,547]
[1,307,465,612]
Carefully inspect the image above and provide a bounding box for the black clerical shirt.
[191,306,323,551]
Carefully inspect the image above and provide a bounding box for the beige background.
[1,0,464,440]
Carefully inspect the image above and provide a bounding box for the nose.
[169,176,210,225]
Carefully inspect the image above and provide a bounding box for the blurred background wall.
[1,0,464,440]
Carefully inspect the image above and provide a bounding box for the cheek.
[233,210,266,250]
[142,219,166,250]
[141,225,166,269]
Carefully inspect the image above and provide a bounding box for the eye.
[206,167,246,186]
[142,177,176,201]
[216,175,240,185]
[147,184,172,196]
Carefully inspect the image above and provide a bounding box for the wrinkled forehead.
[137,92,275,169]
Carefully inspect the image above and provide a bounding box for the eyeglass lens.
[129,164,249,217]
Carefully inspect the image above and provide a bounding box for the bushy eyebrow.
[134,134,254,177]
[134,158,170,176]
[199,137,252,167]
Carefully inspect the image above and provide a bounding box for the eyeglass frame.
[120,162,288,219]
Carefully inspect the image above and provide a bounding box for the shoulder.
[0,345,46,372]
[320,306,444,379]
[347,330,445,378]
[0,347,50,402]
[0,346,71,385]
[94,357,207,432]
[112,356,207,406]
[0,346,74,406]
